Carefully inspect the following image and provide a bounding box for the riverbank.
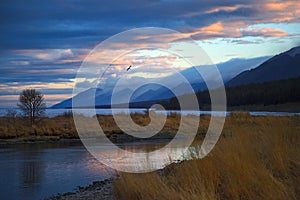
[0,135,60,144]
[0,112,184,143]
[0,136,83,145]
[0,113,78,139]
[1,111,299,143]
[47,179,115,200]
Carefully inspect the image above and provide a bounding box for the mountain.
[51,88,99,109]
[159,76,300,111]
[51,56,269,108]
[217,56,271,82]
[131,85,175,102]
[128,56,269,102]
[226,46,300,87]
[52,87,135,108]
[180,56,270,83]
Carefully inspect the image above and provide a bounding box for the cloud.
[243,27,288,37]
[0,0,299,50]
[13,49,74,61]
[0,0,299,107]
[229,39,265,45]
[189,21,290,40]
[264,1,300,13]
[204,5,251,14]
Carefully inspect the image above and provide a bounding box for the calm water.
[0,141,114,200]
[0,140,186,200]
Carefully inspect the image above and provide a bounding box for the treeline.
[157,76,300,110]
[226,76,300,106]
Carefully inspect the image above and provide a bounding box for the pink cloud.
[243,27,288,37]
[204,5,251,14]
[13,49,74,60]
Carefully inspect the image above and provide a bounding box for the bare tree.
[18,89,46,125]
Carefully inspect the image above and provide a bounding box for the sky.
[0,0,300,107]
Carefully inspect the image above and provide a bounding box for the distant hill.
[51,56,268,109]
[52,46,300,111]
[226,46,300,87]
[159,76,300,111]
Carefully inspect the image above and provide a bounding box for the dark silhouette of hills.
[52,46,300,110]
[140,46,300,110]
[159,76,300,110]
[52,56,268,109]
[227,46,300,87]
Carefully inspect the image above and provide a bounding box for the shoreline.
[0,136,82,145]
[46,178,115,200]
[0,132,177,145]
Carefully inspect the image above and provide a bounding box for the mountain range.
[52,46,300,109]
[226,46,300,87]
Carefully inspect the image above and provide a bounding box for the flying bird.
[126,65,132,71]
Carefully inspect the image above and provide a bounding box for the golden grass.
[0,112,182,140]
[114,113,300,200]
[0,114,77,139]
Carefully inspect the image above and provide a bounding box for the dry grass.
[114,113,300,200]
[0,111,182,140]
[0,114,77,139]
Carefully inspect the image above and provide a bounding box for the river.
[0,141,114,200]
[0,139,184,200]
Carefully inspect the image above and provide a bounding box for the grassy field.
[0,111,184,141]
[113,113,300,200]
[0,112,77,140]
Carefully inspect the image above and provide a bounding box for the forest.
[156,76,300,110]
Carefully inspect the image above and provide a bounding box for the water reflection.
[0,140,204,199]
[88,141,198,173]
[19,152,45,197]
[0,141,112,200]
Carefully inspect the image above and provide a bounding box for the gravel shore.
[46,179,115,200]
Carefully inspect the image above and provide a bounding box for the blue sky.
[0,0,299,107]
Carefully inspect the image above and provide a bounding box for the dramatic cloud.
[0,0,299,107]
[1,0,299,50]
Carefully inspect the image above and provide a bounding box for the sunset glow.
[0,0,299,107]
